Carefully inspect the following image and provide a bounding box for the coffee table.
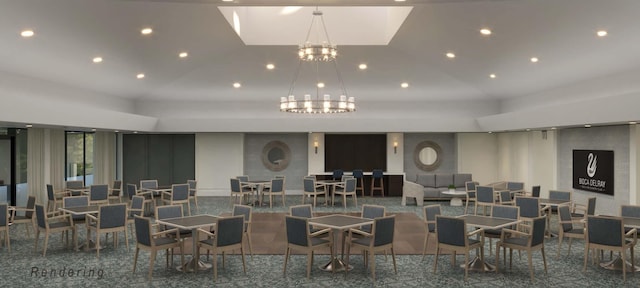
[442,190,467,206]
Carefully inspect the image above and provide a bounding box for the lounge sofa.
[402,173,472,206]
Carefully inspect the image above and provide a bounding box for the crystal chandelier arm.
[287,59,304,96]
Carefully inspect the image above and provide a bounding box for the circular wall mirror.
[414,141,442,171]
[261,141,291,171]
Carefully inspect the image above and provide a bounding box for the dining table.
[315,180,343,205]
[456,214,521,272]
[240,180,270,206]
[308,214,374,272]
[155,214,219,272]
[538,198,571,237]
[58,205,100,251]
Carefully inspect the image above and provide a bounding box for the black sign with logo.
[573,150,614,195]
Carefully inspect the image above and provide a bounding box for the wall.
[557,125,630,215]
[244,134,307,191]
[457,133,498,185]
[195,133,244,196]
[403,133,456,182]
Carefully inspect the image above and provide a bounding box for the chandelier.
[280,9,355,114]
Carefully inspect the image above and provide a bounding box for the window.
[66,132,94,185]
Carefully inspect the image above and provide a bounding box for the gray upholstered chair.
[515,196,546,232]
[422,204,441,260]
[230,178,252,206]
[433,215,484,281]
[485,205,519,256]
[345,215,397,281]
[10,195,36,238]
[47,184,67,212]
[548,190,572,213]
[127,196,145,241]
[65,180,84,196]
[464,181,478,214]
[139,179,158,191]
[531,185,541,198]
[475,186,495,216]
[302,178,327,207]
[584,215,636,281]
[232,204,253,258]
[89,184,109,206]
[571,197,596,219]
[370,169,384,197]
[85,203,128,258]
[496,216,547,282]
[556,205,585,258]
[62,196,89,240]
[109,180,122,203]
[0,204,9,251]
[261,178,285,208]
[198,215,247,281]
[155,205,192,239]
[498,190,514,206]
[290,204,314,218]
[333,178,357,208]
[132,215,184,280]
[283,215,333,279]
[187,180,198,213]
[162,183,191,216]
[506,182,525,196]
[34,204,76,256]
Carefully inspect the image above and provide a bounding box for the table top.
[59,205,100,215]
[539,198,571,206]
[457,215,520,229]
[316,180,343,185]
[442,190,467,196]
[624,217,640,228]
[309,214,374,230]
[155,214,219,230]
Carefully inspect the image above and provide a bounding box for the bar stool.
[370,169,384,197]
[332,169,344,181]
[352,169,365,196]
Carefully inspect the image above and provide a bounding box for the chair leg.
[422,232,430,261]
[133,247,139,273]
[541,247,547,275]
[149,251,156,280]
[306,251,313,279]
[283,247,290,276]
[43,233,50,256]
[528,250,534,281]
[433,243,439,273]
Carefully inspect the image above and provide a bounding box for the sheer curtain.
[27,128,46,205]
[49,129,65,191]
[94,131,115,186]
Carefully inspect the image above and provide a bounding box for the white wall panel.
[195,133,244,196]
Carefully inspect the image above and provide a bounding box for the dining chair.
[129,184,153,216]
[475,186,495,216]
[496,216,547,282]
[62,196,89,242]
[548,190,572,213]
[108,180,123,203]
[556,205,585,258]
[85,203,128,258]
[65,180,84,196]
[422,204,441,260]
[585,215,636,281]
[506,182,525,196]
[283,215,333,279]
[132,215,184,280]
[370,169,385,197]
[187,180,198,213]
[155,205,192,239]
[47,184,67,212]
[0,204,9,251]
[571,197,596,219]
[289,204,329,240]
[464,181,478,214]
[333,178,357,208]
[162,183,191,216]
[89,184,110,206]
[531,186,541,198]
[515,196,545,232]
[302,178,327,207]
[498,190,515,206]
[345,215,397,281]
[34,204,76,256]
[485,205,519,256]
[139,179,158,191]
[230,178,252,206]
[433,215,484,281]
[343,205,387,257]
[261,178,285,208]
[232,204,253,258]
[10,195,36,238]
[197,215,247,281]
[352,169,365,196]
[236,175,254,195]
[127,196,145,241]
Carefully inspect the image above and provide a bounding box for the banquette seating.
[402,173,472,206]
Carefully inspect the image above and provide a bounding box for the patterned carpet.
[3,196,640,287]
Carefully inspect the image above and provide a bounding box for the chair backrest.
[216,215,244,247]
[507,182,524,192]
[530,216,547,247]
[232,204,252,223]
[187,180,197,196]
[24,195,36,219]
[140,180,158,190]
[66,180,83,189]
[587,215,624,247]
[621,205,640,218]
[156,205,183,231]
[491,205,519,220]
[476,186,494,204]
[35,204,47,229]
[285,216,310,247]
[465,181,477,192]
[332,169,344,180]
[171,184,190,201]
[99,204,127,228]
[362,205,386,233]
[290,204,313,218]
[236,175,249,182]
[515,196,541,218]
[127,184,137,200]
[134,216,152,247]
[130,196,145,217]
[435,216,467,247]
[352,169,363,178]
[558,205,574,232]
[586,197,596,216]
[111,180,122,196]
[498,191,512,203]
[344,178,356,192]
[0,204,7,227]
[423,204,441,232]
[90,184,109,201]
[230,178,241,193]
[270,178,284,193]
[341,175,354,181]
[531,185,541,197]
[549,190,571,201]
[64,196,89,221]
[303,178,316,193]
[372,169,384,178]
[372,215,395,247]
[47,184,55,201]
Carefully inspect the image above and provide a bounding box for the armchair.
[345,215,397,281]
[85,203,128,258]
[34,204,77,256]
[10,195,36,238]
[283,215,333,279]
[433,215,485,281]
[402,181,424,206]
[132,215,184,280]
[496,216,547,282]
[197,215,247,281]
[584,215,637,281]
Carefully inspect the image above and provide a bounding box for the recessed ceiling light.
[91,128,97,132]
[530,57,539,63]
[317,82,325,88]
[526,129,531,131]
[629,121,637,125]
[136,73,145,79]
[133,131,138,134]
[358,63,367,70]
[266,63,275,70]
[114,130,119,133]
[446,52,456,59]
[489,74,496,79]
[222,0,234,2]
[401,82,409,88]
[488,131,492,134]
[179,52,188,58]
[394,0,406,2]
[233,82,241,88]
[597,30,608,37]
[20,30,34,38]
[584,124,592,128]
[92,57,103,63]
[480,28,492,35]
[141,28,153,35]
[551,127,557,130]
[25,124,33,128]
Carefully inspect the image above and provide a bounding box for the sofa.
[402,173,472,206]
